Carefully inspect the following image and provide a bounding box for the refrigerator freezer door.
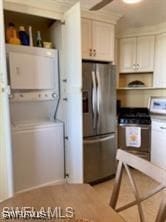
[82,62,97,137]
[83,133,116,183]
[96,63,116,134]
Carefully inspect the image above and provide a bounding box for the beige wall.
[117,89,166,107]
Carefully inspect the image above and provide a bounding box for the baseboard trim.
[14,179,66,195]
[86,174,115,186]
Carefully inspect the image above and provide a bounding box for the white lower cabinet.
[151,119,166,169]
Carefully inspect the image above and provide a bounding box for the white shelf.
[6,44,57,57]
[117,87,166,90]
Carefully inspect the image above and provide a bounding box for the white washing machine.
[12,120,64,192]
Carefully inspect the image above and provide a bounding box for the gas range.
[118,107,151,125]
[118,107,151,160]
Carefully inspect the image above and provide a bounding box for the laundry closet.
[3,2,83,194]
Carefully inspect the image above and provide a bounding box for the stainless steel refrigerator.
[82,61,116,184]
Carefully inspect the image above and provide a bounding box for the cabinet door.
[137,36,155,72]
[92,21,114,62]
[0,0,13,200]
[81,18,92,59]
[119,38,137,73]
[154,33,166,88]
[64,2,83,183]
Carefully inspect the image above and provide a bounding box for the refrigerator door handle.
[91,71,97,129]
[83,134,115,144]
[96,70,100,116]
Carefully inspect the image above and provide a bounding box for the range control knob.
[52,92,57,98]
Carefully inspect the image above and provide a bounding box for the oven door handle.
[119,124,150,130]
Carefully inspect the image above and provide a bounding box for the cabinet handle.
[132,64,136,70]
[63,98,68,101]
[16,67,20,75]
[137,64,140,71]
[89,49,93,56]
[160,126,166,130]
[93,49,96,57]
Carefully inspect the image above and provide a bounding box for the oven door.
[118,124,151,153]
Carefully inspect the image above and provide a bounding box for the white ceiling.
[53,0,166,32]
[106,0,166,33]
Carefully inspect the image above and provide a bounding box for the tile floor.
[93,170,163,222]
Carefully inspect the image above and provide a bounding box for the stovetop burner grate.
[118,107,151,125]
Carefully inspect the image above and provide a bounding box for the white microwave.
[149,97,166,115]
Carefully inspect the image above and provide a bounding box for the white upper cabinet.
[137,36,155,72]
[82,18,92,60]
[154,33,166,88]
[92,21,114,62]
[81,18,114,62]
[119,36,155,73]
[119,38,136,73]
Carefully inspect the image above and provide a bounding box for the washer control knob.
[52,92,57,98]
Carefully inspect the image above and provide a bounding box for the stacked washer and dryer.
[6,44,64,193]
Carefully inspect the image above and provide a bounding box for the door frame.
[0,0,13,201]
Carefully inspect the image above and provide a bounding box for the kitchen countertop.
[150,114,166,121]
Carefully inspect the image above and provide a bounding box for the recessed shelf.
[119,72,153,75]
[117,87,166,90]
[118,72,153,89]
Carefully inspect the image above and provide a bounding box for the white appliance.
[6,44,58,90]
[12,121,64,192]
[149,97,166,169]
[6,44,64,192]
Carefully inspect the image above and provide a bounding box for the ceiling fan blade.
[90,0,114,11]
